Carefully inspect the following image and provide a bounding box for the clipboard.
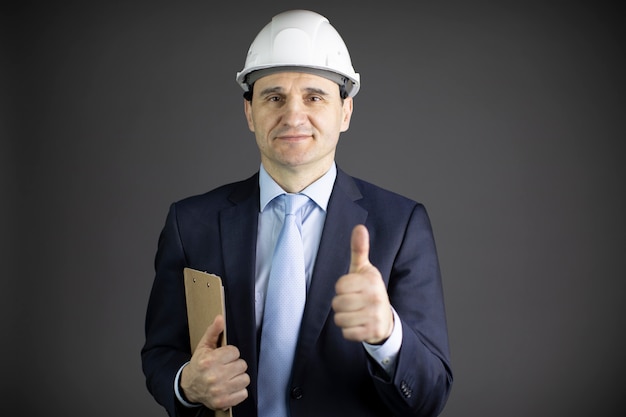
[183,267,232,417]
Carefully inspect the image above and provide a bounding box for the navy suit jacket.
[141,168,452,417]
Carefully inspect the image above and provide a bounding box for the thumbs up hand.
[332,225,394,345]
[180,315,250,410]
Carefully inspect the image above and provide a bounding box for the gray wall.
[4,1,625,416]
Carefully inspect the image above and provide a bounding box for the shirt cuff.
[174,362,203,408]
[362,307,403,377]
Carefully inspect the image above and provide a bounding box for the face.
[244,72,353,179]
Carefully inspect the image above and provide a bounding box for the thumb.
[349,225,371,273]
[196,314,225,351]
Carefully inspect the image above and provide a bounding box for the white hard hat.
[236,10,360,97]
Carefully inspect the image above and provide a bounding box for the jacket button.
[400,380,413,398]
[291,386,304,400]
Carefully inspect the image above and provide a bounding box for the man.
[142,9,452,417]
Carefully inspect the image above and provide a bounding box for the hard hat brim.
[237,65,360,97]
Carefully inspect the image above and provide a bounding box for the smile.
[276,134,311,142]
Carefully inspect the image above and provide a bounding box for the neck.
[262,161,333,193]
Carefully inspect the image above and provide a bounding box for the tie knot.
[283,193,309,216]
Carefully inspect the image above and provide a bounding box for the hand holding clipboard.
[183,268,235,417]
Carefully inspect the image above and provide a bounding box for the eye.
[267,95,282,102]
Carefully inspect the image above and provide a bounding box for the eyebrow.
[258,86,331,97]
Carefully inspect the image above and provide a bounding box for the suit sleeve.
[141,203,203,417]
[369,203,453,416]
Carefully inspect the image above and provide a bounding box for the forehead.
[253,71,340,93]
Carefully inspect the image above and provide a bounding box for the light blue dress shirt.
[254,164,335,328]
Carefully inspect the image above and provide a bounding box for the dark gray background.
[3,1,625,416]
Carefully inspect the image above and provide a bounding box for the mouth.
[275,133,312,143]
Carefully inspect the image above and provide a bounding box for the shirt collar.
[259,163,337,212]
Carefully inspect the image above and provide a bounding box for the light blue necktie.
[258,193,309,417]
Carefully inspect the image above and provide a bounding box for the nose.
[281,98,308,127]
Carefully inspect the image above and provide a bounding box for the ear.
[244,99,255,132]
[340,97,353,133]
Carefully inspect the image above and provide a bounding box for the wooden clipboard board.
[183,267,232,417]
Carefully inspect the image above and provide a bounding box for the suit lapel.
[293,170,368,374]
[219,174,259,397]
